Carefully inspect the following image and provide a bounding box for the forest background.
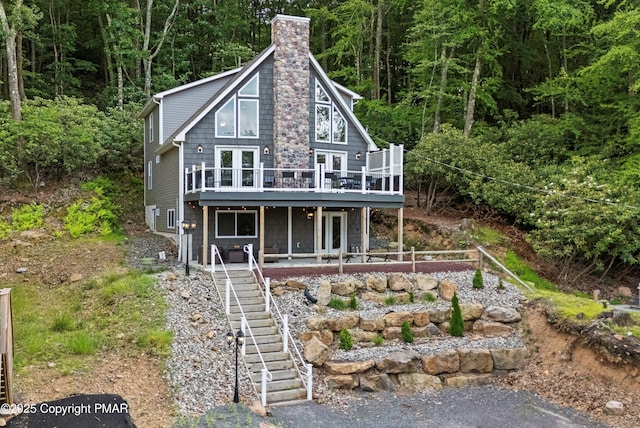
[0,0,639,287]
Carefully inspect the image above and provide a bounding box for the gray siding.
[151,148,180,234]
[162,76,234,144]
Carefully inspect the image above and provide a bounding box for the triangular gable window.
[216,97,236,138]
[239,74,259,97]
[314,79,347,144]
[316,81,330,103]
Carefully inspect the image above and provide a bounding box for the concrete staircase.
[214,270,308,406]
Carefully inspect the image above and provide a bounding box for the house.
[140,15,405,268]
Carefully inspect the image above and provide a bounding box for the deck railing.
[184,163,402,195]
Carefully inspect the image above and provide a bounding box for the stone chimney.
[271,15,310,169]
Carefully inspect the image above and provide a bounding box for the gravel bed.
[126,234,527,415]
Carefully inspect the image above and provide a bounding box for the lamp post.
[226,329,245,403]
[181,220,196,276]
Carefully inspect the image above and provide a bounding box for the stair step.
[256,378,303,393]
[232,318,274,329]
[266,388,307,404]
[229,312,271,321]
[245,343,282,354]
[244,334,281,345]
[219,289,262,297]
[247,360,294,372]
[240,326,278,336]
[250,369,298,383]
[245,351,289,364]
[228,304,265,313]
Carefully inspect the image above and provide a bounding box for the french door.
[216,147,258,188]
[321,212,347,253]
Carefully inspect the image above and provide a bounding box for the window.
[155,155,160,164]
[216,98,236,138]
[216,210,257,238]
[167,209,175,229]
[147,161,152,190]
[149,112,154,142]
[314,79,347,144]
[215,74,260,139]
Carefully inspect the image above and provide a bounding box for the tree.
[0,0,23,120]
[448,292,464,337]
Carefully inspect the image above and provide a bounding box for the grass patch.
[10,247,170,373]
[533,289,606,320]
[328,297,346,310]
[472,226,505,246]
[384,296,396,305]
[504,251,557,291]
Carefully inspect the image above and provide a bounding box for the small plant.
[448,292,464,337]
[51,313,75,332]
[373,334,384,346]
[472,269,484,289]
[422,293,436,303]
[0,219,11,240]
[401,321,414,343]
[328,297,346,310]
[339,329,353,351]
[497,278,505,290]
[408,291,414,303]
[12,203,44,231]
[68,331,101,355]
[384,296,396,305]
[348,295,358,310]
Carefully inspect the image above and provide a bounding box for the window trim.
[314,78,348,145]
[215,210,258,238]
[149,112,154,143]
[239,74,259,97]
[239,99,259,138]
[147,160,152,190]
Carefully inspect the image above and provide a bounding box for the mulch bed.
[6,394,136,428]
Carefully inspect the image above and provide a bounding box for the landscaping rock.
[365,275,387,293]
[325,375,359,390]
[316,281,332,306]
[413,274,438,291]
[303,336,330,367]
[375,350,419,373]
[359,373,395,392]
[397,373,442,391]
[438,279,457,300]
[327,314,360,331]
[483,306,521,323]
[491,348,530,370]
[325,360,376,375]
[388,274,413,292]
[458,348,493,373]
[383,311,414,327]
[422,350,460,375]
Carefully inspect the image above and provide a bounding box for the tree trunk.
[17,31,25,100]
[142,0,180,99]
[0,0,22,120]
[434,46,454,134]
[373,0,384,101]
[543,37,555,118]
[464,43,482,138]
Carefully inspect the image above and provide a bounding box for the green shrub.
[472,269,484,289]
[373,335,384,346]
[401,321,414,343]
[384,296,396,305]
[422,293,436,303]
[64,196,119,238]
[12,203,44,231]
[497,278,505,290]
[328,297,346,310]
[339,329,352,351]
[408,292,414,303]
[348,295,358,310]
[448,292,464,337]
[0,218,11,240]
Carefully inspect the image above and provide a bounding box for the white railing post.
[184,167,189,193]
[245,244,253,271]
[306,364,313,400]
[200,162,205,191]
[283,314,289,353]
[265,277,271,313]
[361,166,366,193]
[225,279,231,315]
[211,244,217,273]
[261,369,268,406]
[241,316,246,356]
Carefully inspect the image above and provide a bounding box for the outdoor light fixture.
[197,145,203,153]
[182,220,196,276]
[226,329,245,403]
[263,146,270,155]
[306,212,314,220]
[308,148,313,156]
[355,151,362,160]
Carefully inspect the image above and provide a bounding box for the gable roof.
[154,44,378,154]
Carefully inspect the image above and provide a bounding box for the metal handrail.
[244,244,313,401]
[477,246,534,292]
[209,245,273,405]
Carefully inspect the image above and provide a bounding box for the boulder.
[460,303,484,321]
[286,280,306,289]
[382,327,402,340]
[332,279,359,296]
[303,336,330,367]
[360,292,387,304]
[359,373,395,392]
[316,281,332,306]
[306,317,329,331]
[438,279,457,300]
[365,275,387,293]
[412,326,428,338]
[375,350,419,373]
[359,313,385,331]
[614,286,632,298]
[394,292,411,304]
[384,311,414,327]
[604,400,624,416]
[397,373,442,391]
[413,310,431,327]
[327,314,360,331]
[491,348,530,370]
[325,375,359,390]
[388,274,413,292]
[425,323,442,336]
[349,330,378,343]
[472,320,515,337]
[325,360,376,375]
[299,330,333,346]
[429,308,450,324]
[413,275,438,292]
[422,350,460,375]
[458,348,493,373]
[483,306,521,323]
[444,374,494,388]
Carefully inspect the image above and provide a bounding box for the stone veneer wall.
[271,15,310,169]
